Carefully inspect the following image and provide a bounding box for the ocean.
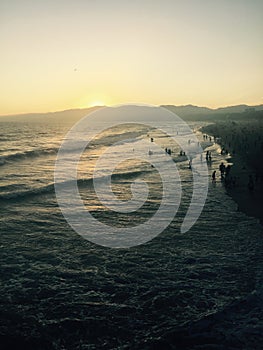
[0,106,262,349]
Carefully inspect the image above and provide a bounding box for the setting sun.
[1,1,262,115]
[88,100,106,107]
[75,94,112,110]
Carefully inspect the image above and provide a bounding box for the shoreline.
[201,123,263,227]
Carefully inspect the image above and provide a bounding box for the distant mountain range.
[0,106,102,123]
[161,104,263,119]
[1,104,263,122]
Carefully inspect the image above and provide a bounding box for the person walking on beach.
[219,162,225,177]
[225,165,231,177]
[212,170,216,182]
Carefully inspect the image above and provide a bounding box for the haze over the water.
[1,0,262,115]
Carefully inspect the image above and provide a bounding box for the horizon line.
[1,102,263,117]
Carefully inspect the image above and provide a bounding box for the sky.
[0,0,263,115]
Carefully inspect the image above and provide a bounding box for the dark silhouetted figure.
[212,170,216,182]
[189,156,192,169]
[225,165,231,177]
[219,162,225,177]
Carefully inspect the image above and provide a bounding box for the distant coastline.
[1,103,263,120]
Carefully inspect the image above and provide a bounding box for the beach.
[227,158,263,225]
[202,121,263,225]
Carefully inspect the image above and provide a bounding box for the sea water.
[0,113,262,348]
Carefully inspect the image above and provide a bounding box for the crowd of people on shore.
[203,121,263,186]
[206,141,261,193]
[213,159,260,193]
[148,129,261,194]
[211,161,237,188]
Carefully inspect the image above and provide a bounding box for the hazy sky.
[1,0,263,114]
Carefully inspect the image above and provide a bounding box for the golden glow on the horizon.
[88,100,106,108]
[0,0,263,115]
[76,93,112,110]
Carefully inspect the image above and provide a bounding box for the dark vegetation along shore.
[202,113,263,225]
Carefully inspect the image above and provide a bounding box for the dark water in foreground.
[0,117,262,349]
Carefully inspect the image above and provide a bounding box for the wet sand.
[202,121,263,226]
[226,156,263,225]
